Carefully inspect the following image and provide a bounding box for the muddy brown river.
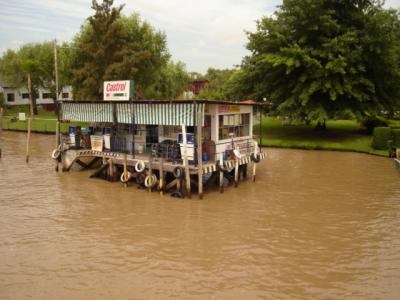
[1,131,400,299]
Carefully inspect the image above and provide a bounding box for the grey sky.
[0,0,399,73]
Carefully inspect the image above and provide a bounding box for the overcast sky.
[1,0,399,73]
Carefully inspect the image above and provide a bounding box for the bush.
[392,129,400,148]
[372,127,392,150]
[0,93,4,108]
[362,116,388,135]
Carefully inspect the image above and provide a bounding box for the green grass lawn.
[1,116,87,133]
[1,105,85,133]
[3,105,57,119]
[254,118,392,157]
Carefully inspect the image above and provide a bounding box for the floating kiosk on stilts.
[52,98,266,199]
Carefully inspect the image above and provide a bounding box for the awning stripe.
[61,102,204,126]
[62,102,113,123]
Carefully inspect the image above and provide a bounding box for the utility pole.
[54,39,61,171]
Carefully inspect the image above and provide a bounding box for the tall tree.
[0,42,55,115]
[144,61,190,99]
[71,0,169,99]
[235,0,400,122]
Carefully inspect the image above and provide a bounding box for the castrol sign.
[103,80,134,101]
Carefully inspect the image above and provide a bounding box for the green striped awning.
[61,102,204,126]
[62,102,113,123]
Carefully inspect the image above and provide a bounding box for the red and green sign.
[103,80,134,101]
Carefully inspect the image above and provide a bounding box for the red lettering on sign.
[106,82,127,92]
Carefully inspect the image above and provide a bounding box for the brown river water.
[1,131,400,299]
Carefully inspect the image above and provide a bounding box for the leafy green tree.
[196,68,237,100]
[144,61,190,99]
[70,0,169,99]
[236,0,400,124]
[0,42,55,115]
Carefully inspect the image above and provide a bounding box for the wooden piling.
[148,154,153,192]
[252,143,258,182]
[123,154,128,188]
[196,112,203,199]
[252,161,257,182]
[109,159,115,181]
[181,125,191,198]
[159,157,164,196]
[219,153,224,193]
[234,158,239,188]
[25,117,32,163]
[55,121,60,171]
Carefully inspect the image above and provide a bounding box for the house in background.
[191,79,209,95]
[1,83,73,108]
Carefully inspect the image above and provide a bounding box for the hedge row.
[372,127,400,150]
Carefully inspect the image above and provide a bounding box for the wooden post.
[159,157,164,196]
[252,142,258,182]
[148,154,153,192]
[219,153,224,193]
[123,154,127,188]
[26,117,32,163]
[55,121,60,171]
[196,112,203,199]
[109,159,115,181]
[181,125,191,198]
[234,156,239,188]
[242,163,248,180]
[252,161,257,182]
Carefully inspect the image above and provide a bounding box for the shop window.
[218,113,250,140]
[7,93,15,102]
[22,93,30,99]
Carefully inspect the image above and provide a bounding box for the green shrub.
[372,127,392,150]
[392,129,400,148]
[362,116,388,135]
[0,93,4,108]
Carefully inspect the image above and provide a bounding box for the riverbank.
[0,107,395,157]
[255,118,395,157]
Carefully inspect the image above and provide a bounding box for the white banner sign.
[103,80,133,101]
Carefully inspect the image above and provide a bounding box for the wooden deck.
[62,149,218,174]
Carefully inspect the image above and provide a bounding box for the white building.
[1,84,73,106]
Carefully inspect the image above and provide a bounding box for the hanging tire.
[120,171,132,183]
[144,174,158,188]
[251,153,261,163]
[135,160,146,173]
[51,149,61,161]
[173,166,184,179]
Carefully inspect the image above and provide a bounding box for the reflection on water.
[1,131,400,299]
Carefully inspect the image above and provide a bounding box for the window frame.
[218,113,251,141]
